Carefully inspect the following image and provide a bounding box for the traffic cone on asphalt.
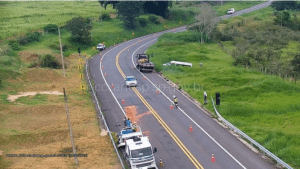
[101,66,104,69]
[159,158,164,167]
[104,72,107,76]
[211,154,216,163]
[111,83,114,89]
[170,104,173,110]
[122,99,125,105]
[143,76,146,80]
[156,90,159,94]
[100,59,102,62]
[189,125,193,132]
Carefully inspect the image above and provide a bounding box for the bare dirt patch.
[7,91,63,102]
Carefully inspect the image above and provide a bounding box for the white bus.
[169,61,192,67]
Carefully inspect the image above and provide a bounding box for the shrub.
[40,54,61,69]
[148,14,160,24]
[49,44,68,52]
[43,24,58,34]
[66,17,92,45]
[18,31,41,45]
[138,18,147,27]
[8,40,20,50]
[100,13,111,21]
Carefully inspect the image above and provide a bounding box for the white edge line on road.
[131,36,247,169]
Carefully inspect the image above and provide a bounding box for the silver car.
[97,43,105,51]
[125,76,137,87]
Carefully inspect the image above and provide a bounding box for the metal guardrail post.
[211,97,293,169]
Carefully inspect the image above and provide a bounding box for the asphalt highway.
[89,1,275,168]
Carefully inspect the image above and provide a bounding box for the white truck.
[117,119,158,169]
[124,137,157,169]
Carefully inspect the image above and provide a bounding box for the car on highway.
[227,8,235,15]
[96,43,105,51]
[125,76,137,87]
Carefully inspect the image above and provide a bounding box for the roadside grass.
[15,94,48,105]
[0,1,115,40]
[147,31,300,168]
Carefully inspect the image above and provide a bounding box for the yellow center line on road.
[113,33,204,169]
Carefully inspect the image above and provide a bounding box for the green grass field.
[147,31,300,168]
[0,1,116,40]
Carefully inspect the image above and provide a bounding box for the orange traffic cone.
[100,59,102,62]
[143,76,146,80]
[211,154,216,163]
[170,104,174,110]
[128,49,130,52]
[111,83,114,89]
[104,72,107,76]
[156,90,159,94]
[122,99,125,105]
[189,125,193,132]
[101,66,104,69]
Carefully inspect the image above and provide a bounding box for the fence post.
[63,87,79,165]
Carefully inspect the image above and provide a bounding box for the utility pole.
[63,88,79,165]
[58,27,65,77]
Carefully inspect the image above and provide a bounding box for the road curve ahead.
[89,1,275,169]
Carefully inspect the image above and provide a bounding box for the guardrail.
[85,58,125,169]
[211,97,293,169]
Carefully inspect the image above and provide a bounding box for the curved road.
[89,1,275,169]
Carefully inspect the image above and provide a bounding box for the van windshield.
[131,147,152,158]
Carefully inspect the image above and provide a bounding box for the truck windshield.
[131,147,152,158]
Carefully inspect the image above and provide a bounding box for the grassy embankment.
[147,6,300,169]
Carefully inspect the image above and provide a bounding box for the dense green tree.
[66,16,92,45]
[274,11,291,27]
[98,1,119,9]
[271,1,298,11]
[143,1,170,18]
[116,2,143,29]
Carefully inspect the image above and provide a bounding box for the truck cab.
[125,137,157,169]
[136,54,155,72]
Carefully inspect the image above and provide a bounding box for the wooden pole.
[58,27,66,77]
[63,88,79,165]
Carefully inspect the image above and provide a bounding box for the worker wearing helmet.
[132,122,137,132]
[174,97,178,105]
